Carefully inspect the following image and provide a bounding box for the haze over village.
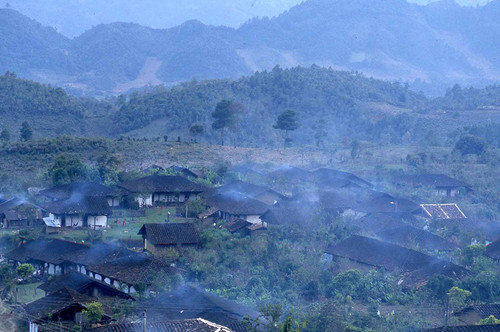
[0,1,499,332]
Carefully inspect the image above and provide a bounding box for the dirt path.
[0,300,18,332]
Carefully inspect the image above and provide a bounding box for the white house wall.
[29,322,38,332]
[88,215,108,228]
[107,197,120,207]
[135,194,153,207]
[245,215,263,224]
[65,215,83,227]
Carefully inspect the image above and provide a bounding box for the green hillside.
[0,67,499,148]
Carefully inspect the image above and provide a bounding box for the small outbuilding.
[138,223,200,252]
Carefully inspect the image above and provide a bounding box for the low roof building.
[420,203,467,220]
[88,318,233,332]
[310,167,373,189]
[38,270,135,300]
[325,235,469,286]
[375,224,457,251]
[39,182,118,201]
[205,191,270,223]
[453,304,500,326]
[138,223,200,250]
[22,287,112,327]
[141,284,260,332]
[119,175,205,194]
[485,239,500,261]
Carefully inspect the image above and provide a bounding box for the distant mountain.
[0,0,499,95]
[5,0,303,38]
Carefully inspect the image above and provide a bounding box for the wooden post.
[143,310,147,332]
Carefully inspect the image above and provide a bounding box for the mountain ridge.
[0,0,498,96]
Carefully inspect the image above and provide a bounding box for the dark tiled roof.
[326,235,469,283]
[39,182,118,200]
[38,271,135,300]
[5,239,89,264]
[486,239,500,260]
[404,260,471,288]
[394,174,470,188]
[119,176,205,194]
[376,224,457,251]
[88,318,233,332]
[0,197,42,213]
[205,192,270,216]
[326,235,436,271]
[455,304,500,320]
[45,195,111,215]
[167,165,199,178]
[68,242,137,266]
[138,223,200,246]
[422,325,500,332]
[359,193,420,214]
[421,204,467,219]
[353,213,406,234]
[223,219,252,233]
[316,190,358,210]
[87,255,175,285]
[23,287,94,319]
[268,165,310,181]
[38,270,93,293]
[310,168,373,188]
[216,181,281,199]
[142,285,258,332]
[260,201,319,226]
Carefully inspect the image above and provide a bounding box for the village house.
[0,197,44,229]
[204,191,270,223]
[4,239,136,278]
[222,218,267,237]
[166,165,200,178]
[140,284,261,331]
[453,304,500,325]
[118,175,206,207]
[39,182,122,207]
[38,270,135,300]
[213,180,286,205]
[374,224,457,252]
[392,173,471,197]
[310,167,373,189]
[43,195,112,229]
[353,213,457,251]
[85,254,175,294]
[24,288,113,332]
[87,319,234,332]
[4,238,89,276]
[138,223,200,252]
[64,241,139,276]
[230,163,271,184]
[485,238,500,261]
[325,235,469,287]
[358,192,420,216]
[260,200,319,226]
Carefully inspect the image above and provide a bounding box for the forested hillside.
[1,0,499,95]
[0,72,115,138]
[0,68,499,147]
[114,66,427,146]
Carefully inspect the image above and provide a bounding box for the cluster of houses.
[1,164,499,331]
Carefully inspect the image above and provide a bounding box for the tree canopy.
[211,99,242,145]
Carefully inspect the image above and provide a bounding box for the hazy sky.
[4,0,494,37]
